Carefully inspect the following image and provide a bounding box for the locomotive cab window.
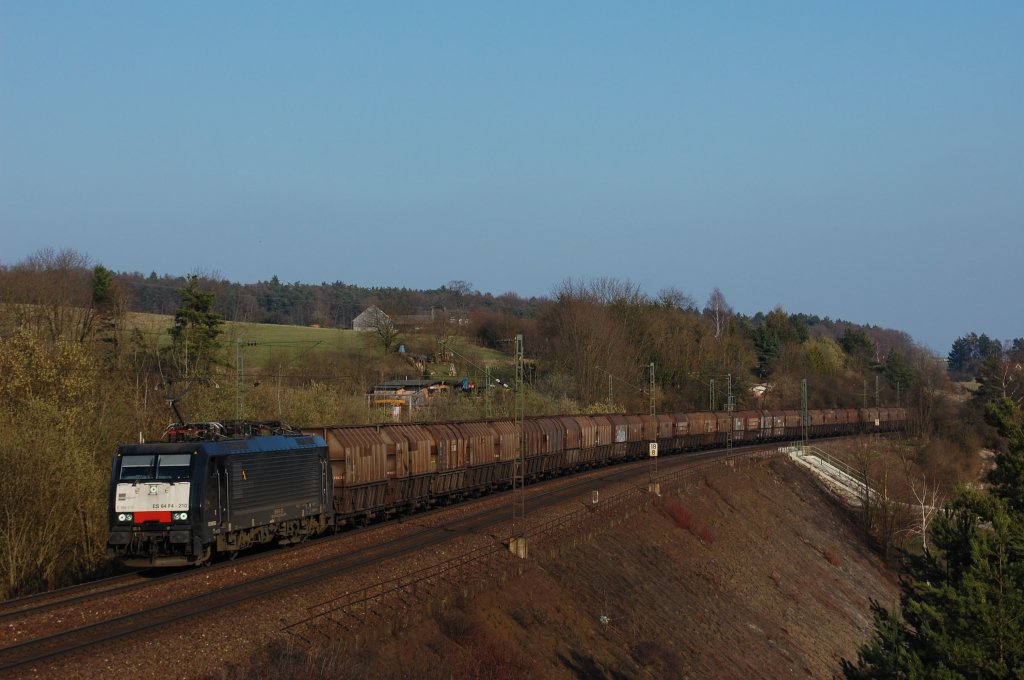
[156,454,192,481]
[119,455,156,480]
[118,453,192,481]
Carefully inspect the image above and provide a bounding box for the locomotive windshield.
[119,453,193,481]
[157,454,192,480]
[120,455,155,480]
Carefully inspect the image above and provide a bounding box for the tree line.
[61,267,544,330]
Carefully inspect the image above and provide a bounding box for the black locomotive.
[107,421,332,567]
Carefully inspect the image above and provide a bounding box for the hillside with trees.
[0,249,1019,605]
[825,329,1024,677]
[843,384,1024,677]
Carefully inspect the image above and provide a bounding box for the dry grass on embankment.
[210,458,897,680]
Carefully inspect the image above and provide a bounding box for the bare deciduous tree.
[371,307,400,354]
[907,474,943,552]
[657,287,697,312]
[0,248,95,342]
[542,280,645,409]
[703,288,732,341]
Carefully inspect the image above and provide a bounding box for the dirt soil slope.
[219,458,898,680]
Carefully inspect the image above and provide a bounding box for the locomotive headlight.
[118,513,126,522]
[173,512,188,521]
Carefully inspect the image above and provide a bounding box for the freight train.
[107,407,906,567]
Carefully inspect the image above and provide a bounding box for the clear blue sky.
[2,2,1021,354]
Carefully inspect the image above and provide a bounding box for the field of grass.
[126,312,512,376]
[225,321,375,365]
[130,312,375,364]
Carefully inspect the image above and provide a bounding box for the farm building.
[352,306,391,332]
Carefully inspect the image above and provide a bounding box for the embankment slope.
[225,458,897,679]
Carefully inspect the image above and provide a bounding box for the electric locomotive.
[107,421,332,567]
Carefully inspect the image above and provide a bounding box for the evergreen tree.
[90,264,115,308]
[842,602,922,679]
[168,275,223,377]
[948,334,977,373]
[90,264,123,354]
[840,327,876,369]
[986,397,1024,513]
[844,491,1024,678]
[884,349,915,392]
[948,333,1005,378]
[1010,339,1024,365]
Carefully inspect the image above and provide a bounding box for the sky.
[1,2,1021,354]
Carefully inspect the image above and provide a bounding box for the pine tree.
[167,275,223,377]
[841,601,922,679]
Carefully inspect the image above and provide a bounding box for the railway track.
[0,534,340,627]
[0,440,811,676]
[0,573,151,624]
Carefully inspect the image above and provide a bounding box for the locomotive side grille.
[229,450,322,509]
